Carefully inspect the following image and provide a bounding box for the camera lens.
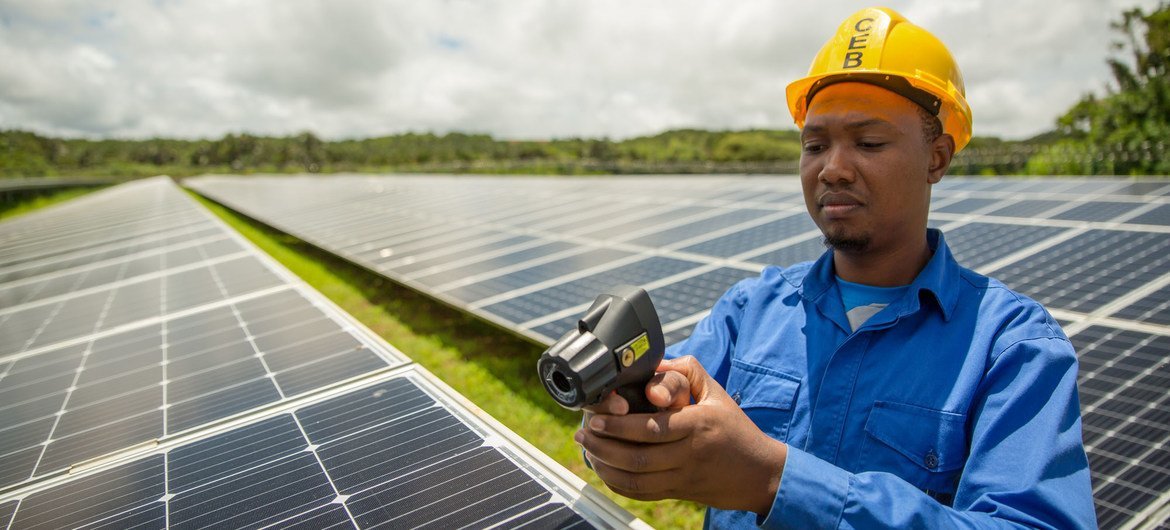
[550,370,573,394]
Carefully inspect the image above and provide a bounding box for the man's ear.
[928,134,956,184]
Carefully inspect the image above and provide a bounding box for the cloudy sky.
[0,0,1159,141]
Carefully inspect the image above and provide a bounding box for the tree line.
[0,129,807,179]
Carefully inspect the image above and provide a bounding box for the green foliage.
[1051,2,1170,174]
[712,131,802,162]
[0,127,810,178]
[0,187,101,220]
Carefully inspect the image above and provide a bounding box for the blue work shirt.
[666,229,1096,529]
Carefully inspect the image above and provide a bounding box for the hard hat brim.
[786,70,972,152]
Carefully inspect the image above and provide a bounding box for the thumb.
[647,355,732,408]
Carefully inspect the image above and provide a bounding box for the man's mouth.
[819,193,864,217]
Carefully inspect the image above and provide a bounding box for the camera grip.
[616,380,658,414]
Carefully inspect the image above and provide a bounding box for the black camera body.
[537,286,665,413]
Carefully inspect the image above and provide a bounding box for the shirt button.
[731,391,742,405]
[925,450,939,470]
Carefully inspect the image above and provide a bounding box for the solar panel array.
[0,177,642,529]
[188,173,1170,530]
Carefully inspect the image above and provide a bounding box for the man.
[575,7,1096,529]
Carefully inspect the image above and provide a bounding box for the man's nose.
[819,146,856,186]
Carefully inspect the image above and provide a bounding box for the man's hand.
[576,356,788,515]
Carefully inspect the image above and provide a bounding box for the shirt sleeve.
[760,336,1097,530]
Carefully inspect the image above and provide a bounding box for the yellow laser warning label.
[630,333,650,361]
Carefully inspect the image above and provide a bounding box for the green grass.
[0,187,102,221]
[188,191,706,529]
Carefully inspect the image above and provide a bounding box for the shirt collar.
[801,228,960,322]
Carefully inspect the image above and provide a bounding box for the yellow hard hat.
[785,7,973,152]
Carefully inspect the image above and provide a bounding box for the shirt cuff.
[759,447,850,529]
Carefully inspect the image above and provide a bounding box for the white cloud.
[0,0,1162,140]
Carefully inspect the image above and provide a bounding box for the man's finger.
[587,408,694,444]
[657,355,733,405]
[645,370,691,409]
[586,456,681,502]
[583,390,628,416]
[577,427,684,473]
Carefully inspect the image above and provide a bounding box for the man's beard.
[823,232,870,252]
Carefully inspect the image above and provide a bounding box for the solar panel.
[743,235,827,267]
[678,212,817,259]
[987,229,1170,314]
[0,177,639,529]
[1128,204,1170,226]
[1071,326,1170,529]
[983,199,1067,218]
[187,174,1170,528]
[931,222,1070,270]
[1052,201,1143,222]
[5,367,633,529]
[930,196,1005,214]
[1112,284,1170,326]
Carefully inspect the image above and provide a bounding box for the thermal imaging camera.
[537,286,665,413]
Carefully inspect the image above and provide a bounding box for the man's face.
[799,82,941,255]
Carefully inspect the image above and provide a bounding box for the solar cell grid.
[534,200,643,234]
[527,265,758,344]
[2,370,624,530]
[376,225,508,260]
[0,177,636,529]
[575,203,711,241]
[648,266,759,324]
[478,255,702,325]
[1112,283,1170,325]
[350,225,472,263]
[744,235,826,267]
[936,222,1070,270]
[0,237,243,306]
[438,246,635,304]
[678,212,816,258]
[387,233,536,275]
[1114,181,1170,195]
[625,208,773,248]
[1059,180,1126,196]
[498,196,608,230]
[933,179,1004,192]
[1127,204,1170,226]
[1052,201,1141,222]
[1009,180,1084,194]
[930,197,1005,214]
[1071,326,1170,528]
[0,285,407,487]
[405,239,575,285]
[988,229,1170,313]
[0,201,210,268]
[982,199,1067,218]
[0,501,14,528]
[0,224,226,283]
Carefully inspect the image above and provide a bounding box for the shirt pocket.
[726,359,801,442]
[861,401,969,498]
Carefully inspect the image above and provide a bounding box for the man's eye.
[802,144,825,153]
[859,141,887,149]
